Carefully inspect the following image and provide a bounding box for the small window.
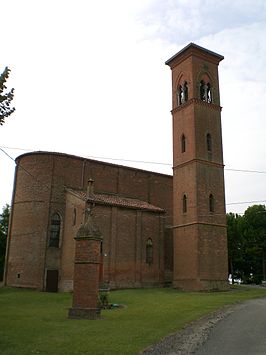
[181,134,186,153]
[49,213,61,247]
[209,194,214,213]
[73,208,77,226]
[183,194,187,213]
[146,238,153,264]
[206,133,212,152]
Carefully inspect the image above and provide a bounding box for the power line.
[0,148,50,190]
[226,199,266,206]
[0,145,31,152]
[84,154,171,166]
[1,146,266,209]
[1,145,266,174]
[0,145,171,167]
[225,168,266,174]
[0,148,16,162]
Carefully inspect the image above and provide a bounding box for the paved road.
[195,297,266,355]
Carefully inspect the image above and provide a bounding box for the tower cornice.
[171,98,222,115]
[173,158,224,171]
[171,221,227,229]
[165,42,224,68]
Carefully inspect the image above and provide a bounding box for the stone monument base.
[68,307,101,320]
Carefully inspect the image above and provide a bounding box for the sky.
[1,0,266,215]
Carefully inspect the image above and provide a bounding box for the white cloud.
[139,0,266,44]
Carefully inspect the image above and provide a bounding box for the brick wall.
[6,151,173,291]
[60,193,166,290]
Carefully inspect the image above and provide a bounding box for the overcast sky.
[1,0,266,215]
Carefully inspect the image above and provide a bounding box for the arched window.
[206,133,212,152]
[200,80,205,100]
[146,238,153,264]
[184,82,188,102]
[207,83,212,103]
[181,134,186,153]
[72,207,77,226]
[100,240,103,255]
[209,194,214,213]
[176,85,182,106]
[177,82,188,106]
[49,213,61,247]
[72,208,77,226]
[183,194,187,213]
[200,80,212,103]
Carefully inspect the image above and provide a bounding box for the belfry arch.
[197,71,216,104]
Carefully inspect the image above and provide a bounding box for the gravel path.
[194,298,266,355]
[139,303,242,355]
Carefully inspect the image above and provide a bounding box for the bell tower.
[166,43,228,291]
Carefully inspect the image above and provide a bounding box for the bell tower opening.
[166,43,228,291]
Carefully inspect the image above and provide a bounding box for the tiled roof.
[67,189,165,213]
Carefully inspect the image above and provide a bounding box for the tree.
[227,213,245,283]
[0,67,15,125]
[227,205,266,284]
[243,204,266,283]
[0,204,10,281]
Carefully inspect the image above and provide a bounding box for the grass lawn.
[1,286,266,354]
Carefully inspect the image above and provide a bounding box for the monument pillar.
[68,180,103,319]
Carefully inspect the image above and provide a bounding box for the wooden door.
[46,270,58,292]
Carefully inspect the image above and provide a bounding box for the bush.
[98,289,110,309]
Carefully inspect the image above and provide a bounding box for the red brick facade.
[5,43,228,292]
[166,43,228,290]
[5,152,172,291]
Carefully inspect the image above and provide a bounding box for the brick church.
[4,43,228,292]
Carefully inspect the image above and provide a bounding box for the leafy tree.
[243,204,266,283]
[0,67,15,125]
[227,213,245,283]
[0,204,10,281]
[227,205,266,284]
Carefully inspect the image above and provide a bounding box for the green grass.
[1,286,266,354]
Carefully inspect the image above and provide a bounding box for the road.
[195,297,266,355]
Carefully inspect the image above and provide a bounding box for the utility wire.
[0,145,31,152]
[0,148,16,162]
[84,154,171,166]
[0,147,47,186]
[225,168,266,174]
[1,146,266,208]
[1,145,266,174]
[226,199,266,206]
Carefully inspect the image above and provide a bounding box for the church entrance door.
[46,269,58,292]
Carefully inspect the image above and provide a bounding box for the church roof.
[67,189,165,213]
